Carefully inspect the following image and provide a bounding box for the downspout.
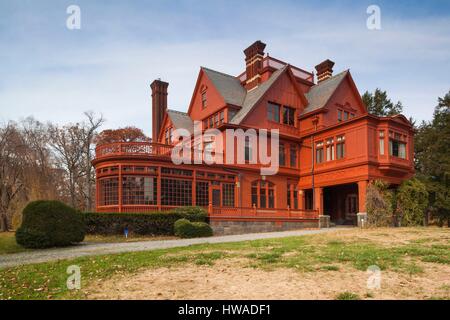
[311,117,318,211]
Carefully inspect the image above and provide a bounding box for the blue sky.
[1,0,449,135]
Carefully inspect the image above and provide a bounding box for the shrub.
[396,178,428,226]
[16,200,85,248]
[171,206,208,221]
[366,180,394,227]
[174,218,213,238]
[82,208,208,236]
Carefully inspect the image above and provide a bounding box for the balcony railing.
[95,142,173,160]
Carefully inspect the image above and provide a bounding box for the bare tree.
[0,122,28,231]
[49,123,86,208]
[80,111,104,210]
[49,112,104,210]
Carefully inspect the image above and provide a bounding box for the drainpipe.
[311,117,318,212]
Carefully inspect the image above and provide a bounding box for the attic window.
[283,106,295,126]
[201,91,207,109]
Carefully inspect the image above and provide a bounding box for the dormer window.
[201,91,207,109]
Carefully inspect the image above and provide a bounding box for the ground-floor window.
[99,177,118,205]
[196,181,209,206]
[122,176,157,205]
[222,183,235,207]
[252,180,275,208]
[287,183,298,209]
[304,189,313,210]
[161,178,192,206]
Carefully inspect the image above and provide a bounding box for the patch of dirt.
[321,227,450,247]
[85,258,450,300]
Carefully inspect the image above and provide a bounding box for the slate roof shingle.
[167,109,194,133]
[302,70,348,115]
[201,67,247,107]
[229,66,288,124]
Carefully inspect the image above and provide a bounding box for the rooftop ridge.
[201,66,239,79]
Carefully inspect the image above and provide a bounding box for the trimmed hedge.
[82,206,208,236]
[174,219,213,238]
[16,200,85,248]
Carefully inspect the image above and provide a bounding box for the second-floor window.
[316,141,324,164]
[290,145,297,168]
[267,102,280,122]
[389,132,407,159]
[336,135,345,159]
[326,138,335,161]
[245,137,252,162]
[379,131,385,155]
[283,106,295,126]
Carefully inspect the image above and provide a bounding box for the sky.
[0,0,449,136]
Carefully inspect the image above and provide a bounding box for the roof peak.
[201,66,237,79]
[167,109,187,115]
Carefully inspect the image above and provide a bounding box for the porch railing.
[209,206,318,219]
[96,205,319,219]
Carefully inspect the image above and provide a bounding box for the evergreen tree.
[362,88,404,116]
[415,89,450,226]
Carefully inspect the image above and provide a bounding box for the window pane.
[267,102,280,122]
[251,187,257,207]
[196,181,209,206]
[290,146,297,167]
[399,143,406,159]
[268,189,274,208]
[161,178,192,206]
[379,138,385,155]
[99,178,119,206]
[222,183,235,207]
[283,107,295,126]
[279,144,286,166]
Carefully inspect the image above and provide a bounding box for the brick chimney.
[244,40,266,90]
[151,79,169,142]
[315,59,335,83]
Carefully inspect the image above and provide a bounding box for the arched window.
[251,180,275,208]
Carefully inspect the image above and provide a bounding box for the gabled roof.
[167,109,194,133]
[302,70,349,115]
[230,65,288,124]
[201,67,247,107]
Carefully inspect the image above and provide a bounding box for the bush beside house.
[174,218,213,238]
[82,206,208,236]
[16,200,85,248]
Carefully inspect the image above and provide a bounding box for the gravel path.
[0,228,351,269]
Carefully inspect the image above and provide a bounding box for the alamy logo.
[66,265,81,290]
[170,121,280,175]
[66,5,81,30]
[366,265,381,290]
[366,5,381,30]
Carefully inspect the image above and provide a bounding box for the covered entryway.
[323,183,359,225]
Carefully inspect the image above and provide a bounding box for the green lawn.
[0,227,448,300]
[0,233,28,255]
